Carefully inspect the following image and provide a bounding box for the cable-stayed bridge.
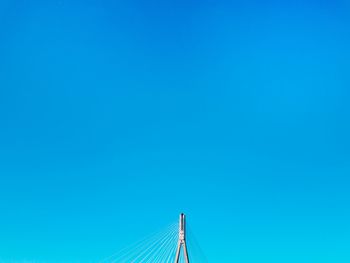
[99,214,207,263]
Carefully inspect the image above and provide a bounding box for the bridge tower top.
[175,213,190,263]
[179,213,186,243]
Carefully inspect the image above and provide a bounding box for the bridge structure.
[174,213,190,263]
[100,213,206,263]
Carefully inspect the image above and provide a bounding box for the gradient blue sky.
[1,0,350,262]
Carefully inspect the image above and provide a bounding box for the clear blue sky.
[0,0,350,262]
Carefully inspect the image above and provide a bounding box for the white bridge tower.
[174,213,190,263]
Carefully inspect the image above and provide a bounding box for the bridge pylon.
[174,213,190,263]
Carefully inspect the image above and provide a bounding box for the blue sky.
[0,0,350,262]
